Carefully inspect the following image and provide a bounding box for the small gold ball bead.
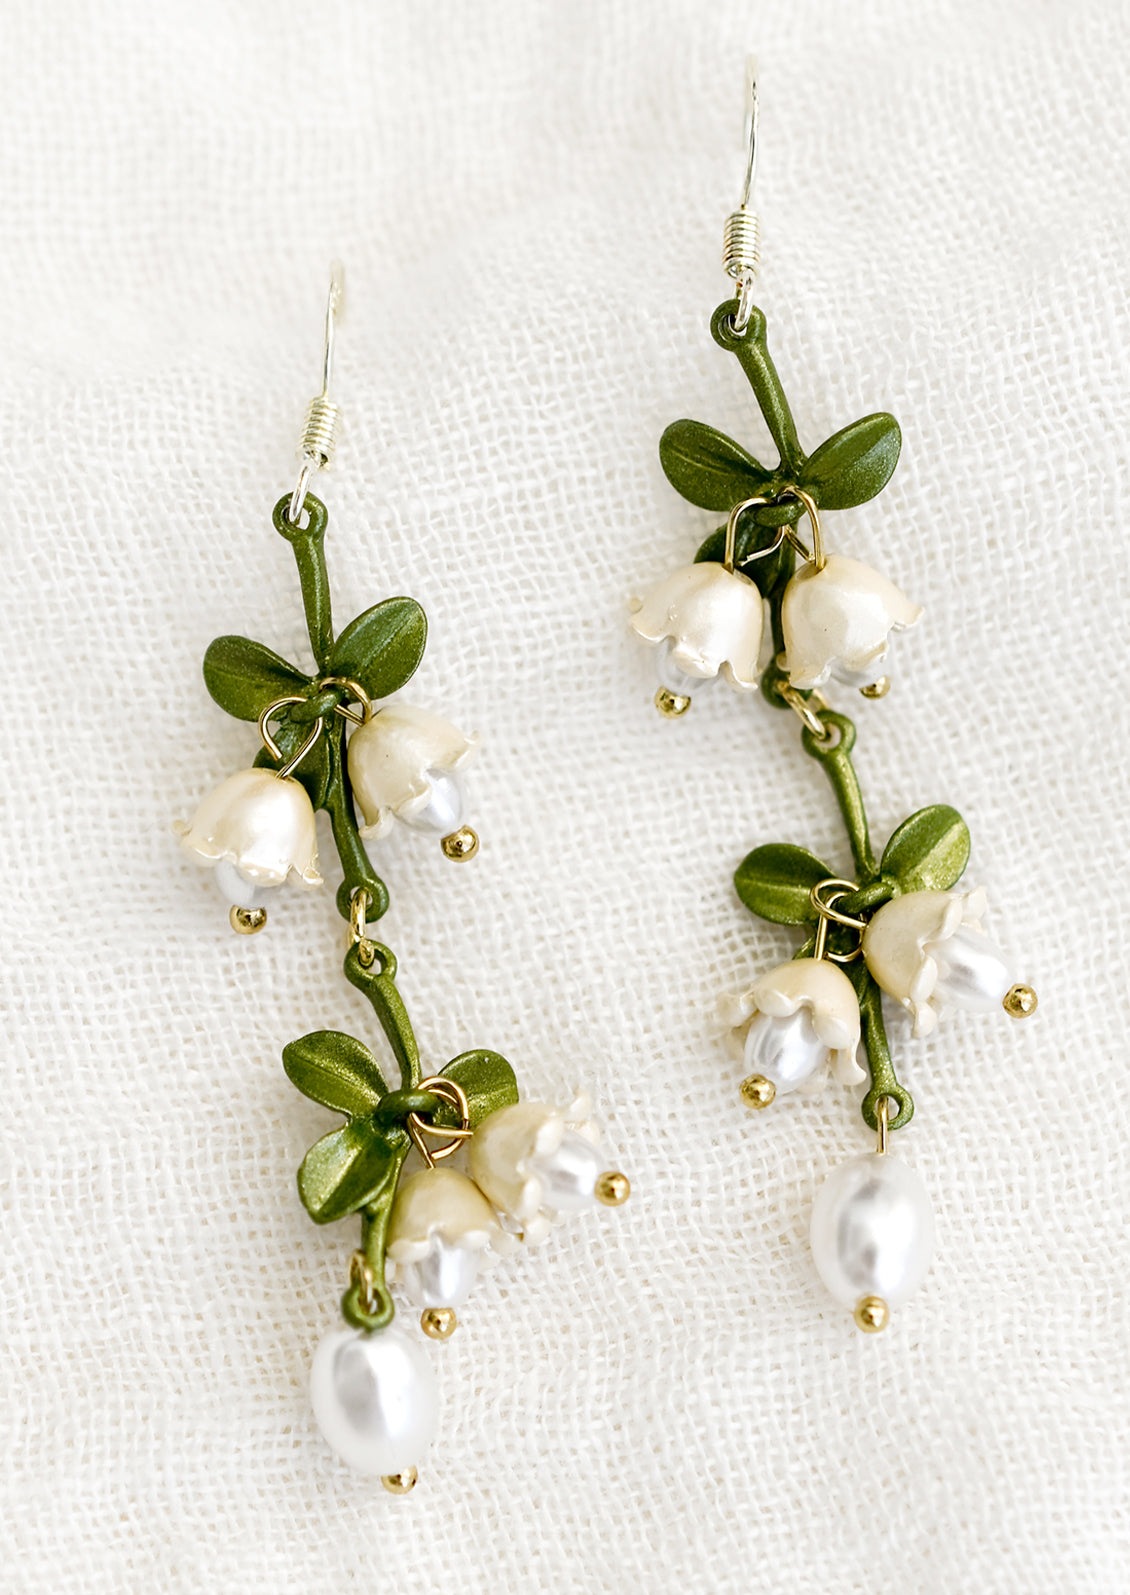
[860,677,891,699]
[1003,983,1038,1018]
[654,687,691,718]
[595,1171,631,1207]
[441,825,479,862]
[853,1295,890,1334]
[229,905,267,935]
[739,1073,776,1110]
[381,1467,419,1495]
[420,1307,458,1341]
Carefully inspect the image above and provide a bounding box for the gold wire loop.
[876,1094,890,1156]
[317,675,373,726]
[288,263,346,524]
[810,877,868,964]
[349,888,368,944]
[775,678,833,742]
[258,696,325,779]
[724,496,774,572]
[406,1076,473,1168]
[775,484,825,572]
[349,1250,378,1315]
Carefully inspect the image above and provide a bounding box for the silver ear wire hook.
[723,57,762,334]
[288,261,346,524]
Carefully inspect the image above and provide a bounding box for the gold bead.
[381,1467,418,1495]
[595,1171,631,1207]
[229,905,267,935]
[853,1295,890,1333]
[441,825,479,862]
[1003,983,1038,1018]
[739,1073,776,1110]
[420,1306,458,1340]
[860,677,891,699]
[654,687,691,718]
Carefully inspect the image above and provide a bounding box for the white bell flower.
[177,768,322,908]
[862,886,1014,1038]
[347,703,478,840]
[469,1094,603,1247]
[629,563,764,693]
[781,553,922,690]
[386,1167,500,1310]
[724,958,865,1096]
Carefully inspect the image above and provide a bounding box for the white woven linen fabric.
[2,2,1128,1591]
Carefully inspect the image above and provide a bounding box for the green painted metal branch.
[324,724,389,924]
[272,494,335,672]
[344,943,421,1094]
[856,977,913,1132]
[800,713,878,881]
[712,302,806,479]
[341,1161,406,1332]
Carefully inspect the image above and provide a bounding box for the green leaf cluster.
[284,1030,519,1226]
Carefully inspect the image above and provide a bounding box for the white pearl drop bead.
[930,925,1013,1011]
[213,857,275,911]
[743,1007,828,1094]
[399,1241,481,1309]
[401,769,466,835]
[529,1127,601,1211]
[810,1153,935,1311]
[310,1327,438,1476]
[655,639,715,699]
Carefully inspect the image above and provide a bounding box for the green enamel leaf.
[253,716,331,808]
[659,420,773,511]
[297,1121,400,1225]
[202,635,311,722]
[438,1050,519,1129]
[881,805,971,894]
[328,597,428,701]
[734,843,835,924]
[283,1031,388,1119]
[800,413,901,510]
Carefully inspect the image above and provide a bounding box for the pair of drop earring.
[178,75,1037,1492]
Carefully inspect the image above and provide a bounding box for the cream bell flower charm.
[726,957,864,1107]
[177,767,322,913]
[781,552,922,691]
[629,561,764,716]
[386,1167,499,1317]
[347,702,479,860]
[862,885,1023,1038]
[469,1094,629,1245]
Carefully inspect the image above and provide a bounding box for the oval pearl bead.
[529,1127,601,1211]
[810,1153,935,1310]
[401,769,466,835]
[398,1241,481,1309]
[213,857,275,911]
[310,1327,438,1475]
[930,925,1013,1011]
[743,1007,828,1093]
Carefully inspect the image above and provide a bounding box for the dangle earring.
[179,267,630,1487]
[629,74,1037,1332]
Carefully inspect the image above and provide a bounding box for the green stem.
[272,493,335,672]
[340,1161,406,1332]
[800,712,877,880]
[324,724,389,923]
[856,978,914,1131]
[344,943,420,1093]
[712,302,806,478]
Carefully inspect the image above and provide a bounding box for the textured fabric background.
[2,2,1128,1591]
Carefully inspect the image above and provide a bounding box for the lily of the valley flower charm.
[631,77,1038,1336]
[780,553,922,691]
[183,268,631,1492]
[629,561,763,716]
[347,701,479,859]
[862,886,1021,1037]
[725,958,864,1106]
[178,766,322,913]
